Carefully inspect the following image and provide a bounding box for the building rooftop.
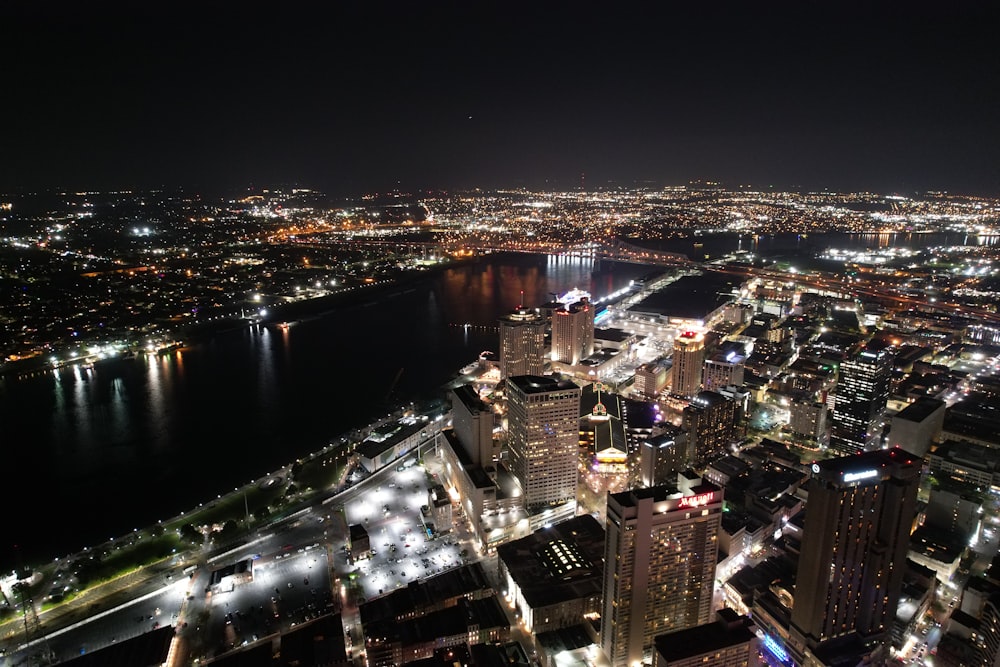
[506,374,579,394]
[652,608,756,661]
[895,396,946,423]
[627,273,742,321]
[355,418,428,460]
[809,446,920,486]
[452,383,489,414]
[358,561,493,626]
[594,327,633,343]
[496,514,604,609]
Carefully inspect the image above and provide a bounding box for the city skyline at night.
[5,3,1000,666]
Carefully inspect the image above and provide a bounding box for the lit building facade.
[788,447,920,665]
[499,306,547,379]
[671,331,705,398]
[601,482,723,667]
[505,375,582,516]
[652,608,759,667]
[829,344,892,455]
[634,359,671,398]
[552,298,595,365]
[702,350,745,392]
[639,428,688,488]
[682,390,737,468]
[451,383,497,466]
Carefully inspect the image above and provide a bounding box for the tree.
[179,523,201,544]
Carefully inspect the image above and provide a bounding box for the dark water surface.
[1,253,650,571]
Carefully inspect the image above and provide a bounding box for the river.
[4,231,997,573]
[0,252,652,572]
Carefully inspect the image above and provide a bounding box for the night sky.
[2,1,999,196]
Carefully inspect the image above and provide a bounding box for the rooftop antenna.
[518,290,524,309]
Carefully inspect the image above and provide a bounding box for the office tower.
[702,349,745,392]
[450,384,496,466]
[499,306,546,379]
[671,331,705,397]
[634,359,670,398]
[551,298,594,365]
[829,343,892,455]
[505,375,582,515]
[788,447,920,664]
[887,396,945,458]
[682,391,737,468]
[601,481,723,667]
[639,428,687,487]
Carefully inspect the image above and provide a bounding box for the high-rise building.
[702,349,745,392]
[551,298,594,365]
[634,359,671,398]
[671,331,705,398]
[450,384,496,466]
[601,481,723,667]
[639,428,688,488]
[682,391,737,468]
[788,447,920,665]
[499,306,547,379]
[887,395,945,458]
[505,375,582,516]
[829,343,892,455]
[974,592,1000,667]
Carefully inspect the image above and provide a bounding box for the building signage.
[677,491,717,510]
[843,469,878,483]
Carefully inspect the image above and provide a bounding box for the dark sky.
[2,1,999,196]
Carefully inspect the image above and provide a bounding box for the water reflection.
[0,254,653,570]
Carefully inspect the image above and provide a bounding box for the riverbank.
[0,254,484,381]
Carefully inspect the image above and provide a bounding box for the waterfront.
[0,252,651,573]
[4,230,997,574]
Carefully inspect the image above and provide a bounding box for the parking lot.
[205,544,334,654]
[341,460,471,600]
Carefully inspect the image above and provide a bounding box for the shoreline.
[0,255,484,381]
[0,256,487,572]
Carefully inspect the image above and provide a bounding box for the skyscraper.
[450,383,496,466]
[639,428,688,488]
[671,331,705,398]
[601,481,723,667]
[682,390,737,468]
[499,306,547,379]
[829,343,892,454]
[505,375,582,516]
[788,447,920,664]
[551,298,594,365]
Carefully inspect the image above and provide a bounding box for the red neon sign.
[677,491,716,509]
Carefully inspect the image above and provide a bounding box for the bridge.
[284,234,1000,325]
[285,235,699,268]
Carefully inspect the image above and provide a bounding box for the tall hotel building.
[505,375,582,516]
[601,481,723,667]
[499,306,547,379]
[829,343,892,455]
[671,331,705,398]
[682,390,737,468]
[551,298,594,365]
[788,447,920,665]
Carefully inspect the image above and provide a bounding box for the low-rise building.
[651,608,758,667]
[497,515,604,635]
